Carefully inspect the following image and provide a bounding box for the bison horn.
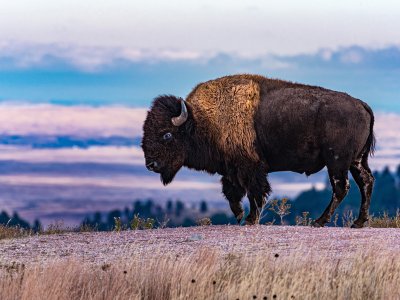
[171,99,188,126]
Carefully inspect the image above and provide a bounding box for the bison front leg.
[221,176,246,224]
[239,168,270,225]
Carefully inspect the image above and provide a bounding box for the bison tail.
[361,101,376,157]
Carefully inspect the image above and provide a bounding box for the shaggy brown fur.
[186,74,321,162]
[187,76,261,161]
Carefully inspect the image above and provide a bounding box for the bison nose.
[146,161,158,171]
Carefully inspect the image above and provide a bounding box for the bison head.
[142,95,192,185]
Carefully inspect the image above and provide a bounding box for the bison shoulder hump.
[187,76,261,161]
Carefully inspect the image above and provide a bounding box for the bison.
[142,74,375,228]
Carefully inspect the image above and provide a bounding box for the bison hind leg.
[314,168,350,227]
[350,155,374,228]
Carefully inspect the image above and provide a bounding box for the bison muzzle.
[142,74,375,228]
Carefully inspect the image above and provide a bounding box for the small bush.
[269,198,291,225]
[342,211,355,228]
[78,223,98,233]
[130,214,155,230]
[156,215,170,229]
[130,214,141,230]
[295,212,313,226]
[369,210,400,228]
[45,220,68,235]
[0,225,32,240]
[197,218,212,226]
[114,217,122,232]
[142,218,155,229]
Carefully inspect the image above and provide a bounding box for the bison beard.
[142,74,375,228]
[160,168,179,186]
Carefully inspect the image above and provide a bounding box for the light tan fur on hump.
[186,75,261,161]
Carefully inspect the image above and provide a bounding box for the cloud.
[285,45,400,70]
[374,113,400,148]
[318,49,334,61]
[339,49,364,64]
[2,42,400,75]
[0,41,297,72]
[0,174,219,191]
[0,104,146,137]
[0,145,144,165]
[0,42,207,72]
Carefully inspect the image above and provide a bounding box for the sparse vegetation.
[143,218,155,229]
[80,199,236,230]
[295,211,313,226]
[129,214,155,230]
[369,210,400,228]
[2,208,400,241]
[0,225,32,240]
[114,217,122,232]
[156,215,170,229]
[268,198,291,225]
[342,210,356,228]
[44,220,72,235]
[78,223,98,233]
[333,213,339,227]
[130,214,141,230]
[197,217,212,226]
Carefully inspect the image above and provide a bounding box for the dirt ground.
[1,225,400,266]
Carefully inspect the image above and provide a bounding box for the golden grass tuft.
[369,210,400,228]
[0,225,32,240]
[0,248,399,299]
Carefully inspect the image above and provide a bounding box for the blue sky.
[1,46,400,112]
[0,1,400,111]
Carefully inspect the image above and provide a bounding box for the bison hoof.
[311,221,324,228]
[351,222,366,229]
[351,218,368,228]
[244,221,256,226]
[244,217,258,225]
[236,212,245,224]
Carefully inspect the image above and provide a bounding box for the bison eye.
[163,132,173,140]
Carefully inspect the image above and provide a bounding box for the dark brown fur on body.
[142,74,375,226]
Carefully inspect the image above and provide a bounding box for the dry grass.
[0,247,399,300]
[0,221,98,241]
[369,210,400,228]
[0,225,32,240]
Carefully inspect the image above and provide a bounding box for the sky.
[0,1,399,111]
[1,0,400,55]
